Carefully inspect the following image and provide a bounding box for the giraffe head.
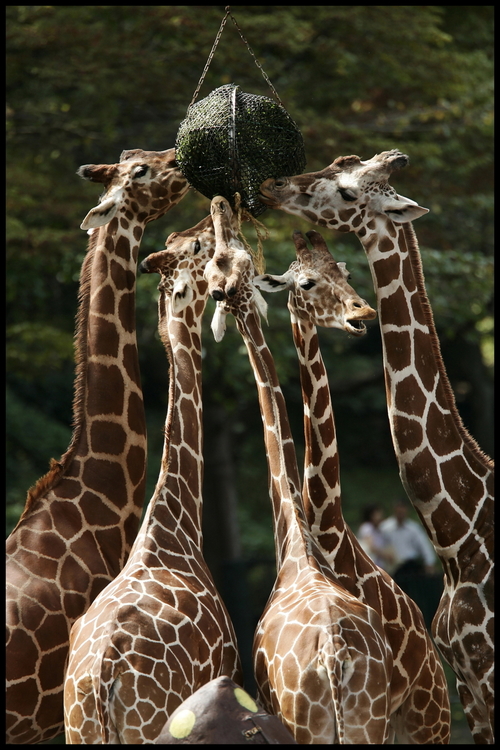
[206,196,267,342]
[259,149,428,235]
[78,147,189,230]
[203,195,252,302]
[254,230,376,335]
[139,214,215,313]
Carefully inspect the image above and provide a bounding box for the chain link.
[189,7,231,107]
[227,9,283,106]
[189,5,283,109]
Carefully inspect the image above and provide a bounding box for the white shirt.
[357,521,392,570]
[379,516,436,568]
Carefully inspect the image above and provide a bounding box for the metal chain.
[189,5,283,109]
[189,7,231,107]
[226,8,283,107]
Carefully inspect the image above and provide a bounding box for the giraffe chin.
[345,320,367,336]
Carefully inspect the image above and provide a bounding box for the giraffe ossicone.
[63,208,242,744]
[210,197,393,744]
[255,227,451,743]
[6,147,189,745]
[260,149,493,743]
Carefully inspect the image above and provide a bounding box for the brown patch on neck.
[379,234,396,254]
[372,250,400,288]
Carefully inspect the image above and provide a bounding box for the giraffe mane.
[154,289,178,471]
[402,223,494,469]
[160,335,175,470]
[22,230,98,513]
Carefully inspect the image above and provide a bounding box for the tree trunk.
[202,400,256,691]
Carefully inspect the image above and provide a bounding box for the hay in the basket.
[175,84,306,217]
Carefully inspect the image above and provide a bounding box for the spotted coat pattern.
[6,148,189,744]
[260,149,494,743]
[208,198,393,744]
[63,209,242,744]
[255,227,450,742]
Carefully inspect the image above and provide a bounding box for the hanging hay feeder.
[176,83,306,218]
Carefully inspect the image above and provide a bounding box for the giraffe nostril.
[227,287,237,297]
[349,299,368,311]
[211,289,225,301]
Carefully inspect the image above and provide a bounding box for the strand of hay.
[234,192,268,274]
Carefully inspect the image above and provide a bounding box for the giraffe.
[254,228,451,743]
[260,149,494,743]
[6,147,189,744]
[63,206,242,744]
[206,196,393,744]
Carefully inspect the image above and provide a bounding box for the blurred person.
[381,498,442,629]
[380,498,437,576]
[357,504,395,572]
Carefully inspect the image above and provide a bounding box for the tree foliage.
[6,10,492,734]
[7,5,493,549]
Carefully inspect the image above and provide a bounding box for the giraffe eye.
[299,280,316,290]
[193,239,201,254]
[133,165,149,178]
[338,187,356,202]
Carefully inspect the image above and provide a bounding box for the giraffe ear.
[172,271,194,314]
[211,304,228,343]
[253,273,291,294]
[80,196,119,230]
[382,195,429,223]
[77,164,117,183]
[252,287,268,324]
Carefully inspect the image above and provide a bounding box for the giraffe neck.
[235,306,315,573]
[22,217,147,558]
[361,219,493,556]
[136,290,207,555]
[290,312,345,556]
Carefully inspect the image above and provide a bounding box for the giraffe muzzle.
[344,300,376,336]
[347,299,377,320]
[345,319,367,336]
[386,151,410,172]
[258,186,279,207]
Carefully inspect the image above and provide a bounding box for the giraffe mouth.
[258,191,278,207]
[345,319,367,336]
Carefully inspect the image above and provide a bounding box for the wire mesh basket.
[175,84,306,217]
